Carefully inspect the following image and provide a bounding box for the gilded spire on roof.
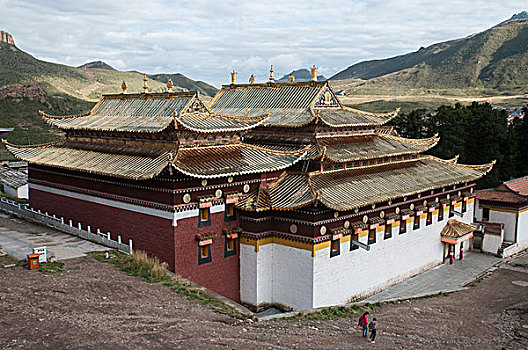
[288,73,295,83]
[249,74,255,84]
[121,80,127,94]
[269,65,275,82]
[311,65,317,82]
[167,78,173,92]
[143,74,149,93]
[231,71,237,85]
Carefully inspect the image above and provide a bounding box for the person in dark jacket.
[358,311,369,338]
[369,318,377,343]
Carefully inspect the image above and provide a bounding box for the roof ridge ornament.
[231,71,237,85]
[167,78,173,92]
[121,80,127,94]
[269,65,275,83]
[311,65,317,82]
[289,73,295,83]
[143,74,149,93]
[249,74,255,84]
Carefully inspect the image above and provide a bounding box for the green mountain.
[0,39,217,159]
[331,16,528,93]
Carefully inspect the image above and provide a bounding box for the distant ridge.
[330,13,528,93]
[78,61,115,70]
[277,68,326,82]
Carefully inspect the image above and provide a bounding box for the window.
[399,219,407,234]
[330,238,340,257]
[198,244,212,265]
[413,215,420,230]
[482,207,490,221]
[224,236,237,257]
[438,207,444,221]
[350,232,359,251]
[462,199,467,213]
[224,203,236,222]
[198,207,211,227]
[384,224,392,239]
[426,211,432,226]
[368,228,376,244]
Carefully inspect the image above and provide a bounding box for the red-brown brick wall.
[174,210,241,302]
[29,187,241,302]
[29,188,176,270]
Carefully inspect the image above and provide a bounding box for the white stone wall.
[518,210,528,249]
[482,233,502,255]
[240,200,476,310]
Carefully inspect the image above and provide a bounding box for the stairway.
[498,240,514,257]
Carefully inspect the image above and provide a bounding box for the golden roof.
[238,156,494,212]
[440,220,476,239]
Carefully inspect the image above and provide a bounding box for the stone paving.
[362,251,502,303]
[0,214,108,261]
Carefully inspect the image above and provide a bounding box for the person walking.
[369,318,377,343]
[358,311,369,338]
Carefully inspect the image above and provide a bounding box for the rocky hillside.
[331,15,528,93]
[0,34,217,159]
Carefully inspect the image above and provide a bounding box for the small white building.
[0,166,28,199]
[475,176,528,257]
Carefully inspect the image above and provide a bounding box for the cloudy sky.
[1,0,526,87]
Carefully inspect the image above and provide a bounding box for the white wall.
[518,210,528,248]
[241,200,476,310]
[482,233,502,255]
[4,184,28,199]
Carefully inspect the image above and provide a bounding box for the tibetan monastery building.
[5,69,494,310]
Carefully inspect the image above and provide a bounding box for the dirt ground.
[1,251,527,349]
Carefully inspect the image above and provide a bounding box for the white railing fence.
[0,197,131,254]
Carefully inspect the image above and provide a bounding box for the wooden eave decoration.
[195,232,216,244]
[223,226,243,239]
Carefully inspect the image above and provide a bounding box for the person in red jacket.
[357,311,369,338]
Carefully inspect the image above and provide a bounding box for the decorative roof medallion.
[470,188,474,193]
[354,208,359,214]
[249,74,255,84]
[410,203,415,210]
[230,71,237,85]
[215,189,222,198]
[418,193,421,198]
[431,190,434,195]
[334,212,339,218]
[288,73,295,83]
[269,65,275,82]
[380,211,385,219]
[167,79,173,92]
[311,65,317,81]
[423,200,427,207]
[362,215,368,224]
[228,176,233,183]
[403,196,408,201]
[121,80,127,93]
[201,179,208,187]
[436,197,439,202]
[320,225,327,235]
[371,203,376,209]
[447,194,450,200]
[243,184,250,193]
[458,191,461,196]
[183,193,191,203]
[344,220,350,229]
[388,200,392,206]
[395,207,400,214]
[290,224,298,234]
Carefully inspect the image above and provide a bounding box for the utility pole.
[393,75,397,102]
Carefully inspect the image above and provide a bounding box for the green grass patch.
[282,303,373,322]
[90,250,247,319]
[37,261,64,274]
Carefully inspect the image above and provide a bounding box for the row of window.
[198,236,237,265]
[330,203,466,257]
[198,203,236,227]
[322,154,419,172]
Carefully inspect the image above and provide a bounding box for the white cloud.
[0,0,526,86]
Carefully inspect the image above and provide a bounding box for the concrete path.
[0,213,108,261]
[362,252,502,303]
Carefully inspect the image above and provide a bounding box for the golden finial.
[167,78,173,92]
[143,74,149,93]
[230,71,237,85]
[288,73,295,83]
[121,80,127,94]
[311,65,317,82]
[249,74,255,84]
[269,65,275,82]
